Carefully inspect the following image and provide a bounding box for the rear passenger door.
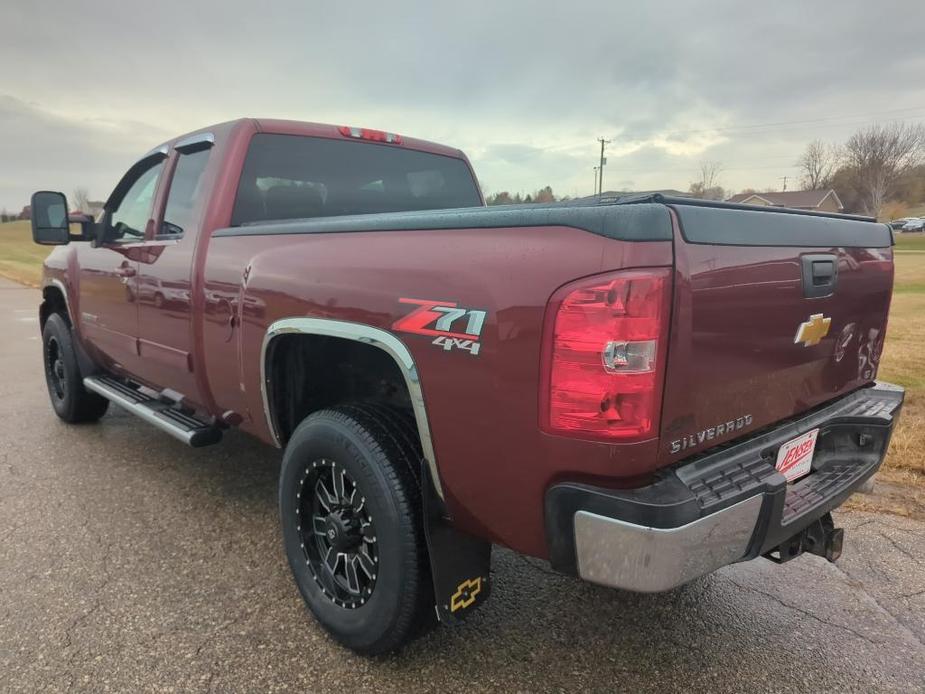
[132,134,214,405]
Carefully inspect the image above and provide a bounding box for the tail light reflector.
[541,268,672,442]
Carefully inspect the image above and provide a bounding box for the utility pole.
[593,167,599,197]
[779,175,788,191]
[597,137,610,196]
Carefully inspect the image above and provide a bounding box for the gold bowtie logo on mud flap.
[794,314,832,347]
[450,577,482,612]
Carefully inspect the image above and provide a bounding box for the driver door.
[77,153,166,376]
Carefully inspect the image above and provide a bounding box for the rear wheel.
[42,313,109,423]
[279,405,433,655]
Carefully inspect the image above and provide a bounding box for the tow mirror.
[30,191,70,245]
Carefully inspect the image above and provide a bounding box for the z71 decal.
[392,298,487,356]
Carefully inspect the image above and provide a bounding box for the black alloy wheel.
[298,458,378,608]
[279,405,434,655]
[41,312,109,423]
[45,335,68,401]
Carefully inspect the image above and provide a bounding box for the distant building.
[70,201,105,218]
[726,189,844,213]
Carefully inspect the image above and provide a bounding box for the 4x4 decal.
[392,298,487,356]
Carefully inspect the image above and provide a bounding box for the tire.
[279,405,433,655]
[42,313,109,423]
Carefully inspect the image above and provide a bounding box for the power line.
[597,137,610,195]
[632,105,925,139]
[599,112,925,176]
[605,163,803,175]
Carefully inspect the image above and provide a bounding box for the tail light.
[540,268,672,442]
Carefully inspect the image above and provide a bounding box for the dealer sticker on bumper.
[775,428,819,482]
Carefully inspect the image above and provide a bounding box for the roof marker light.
[338,126,403,144]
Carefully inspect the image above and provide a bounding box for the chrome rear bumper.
[546,381,904,591]
[573,495,762,592]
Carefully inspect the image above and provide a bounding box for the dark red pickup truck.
[31,118,903,654]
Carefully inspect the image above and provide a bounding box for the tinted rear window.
[231,134,481,225]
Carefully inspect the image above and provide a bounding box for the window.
[231,134,481,226]
[109,161,164,243]
[161,148,211,238]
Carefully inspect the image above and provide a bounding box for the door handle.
[116,266,136,278]
[801,254,838,298]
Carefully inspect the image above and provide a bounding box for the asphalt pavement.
[1,277,923,693]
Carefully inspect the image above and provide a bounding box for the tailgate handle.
[801,254,838,298]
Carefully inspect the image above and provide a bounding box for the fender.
[260,317,444,498]
[42,277,97,378]
[44,278,72,323]
[260,317,493,623]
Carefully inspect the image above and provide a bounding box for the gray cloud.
[1,0,924,208]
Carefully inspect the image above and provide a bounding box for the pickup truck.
[30,118,903,655]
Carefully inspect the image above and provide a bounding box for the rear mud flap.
[422,463,492,624]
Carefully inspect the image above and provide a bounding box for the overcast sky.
[2,0,925,211]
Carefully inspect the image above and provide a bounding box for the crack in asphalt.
[823,533,925,651]
[720,576,884,647]
[60,526,116,678]
[877,531,923,568]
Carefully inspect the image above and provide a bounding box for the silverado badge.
[794,313,831,347]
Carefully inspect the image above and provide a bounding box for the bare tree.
[842,122,925,216]
[689,161,725,200]
[797,140,840,190]
[72,187,90,213]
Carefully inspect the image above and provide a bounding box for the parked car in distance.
[29,118,903,655]
[901,217,925,232]
[889,218,914,230]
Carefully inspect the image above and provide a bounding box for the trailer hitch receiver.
[764,512,844,564]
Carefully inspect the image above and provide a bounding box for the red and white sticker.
[392,298,487,356]
[775,428,819,482]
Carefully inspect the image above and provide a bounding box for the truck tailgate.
[659,204,894,464]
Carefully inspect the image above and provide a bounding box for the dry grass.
[0,220,49,287]
[878,247,925,482]
[893,231,925,253]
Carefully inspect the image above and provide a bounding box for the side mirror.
[30,191,70,245]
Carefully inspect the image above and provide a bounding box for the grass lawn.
[0,218,922,507]
[861,243,925,514]
[892,230,925,252]
[0,220,51,287]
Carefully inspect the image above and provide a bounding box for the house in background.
[69,201,105,218]
[726,189,844,213]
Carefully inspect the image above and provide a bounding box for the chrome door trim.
[261,317,444,499]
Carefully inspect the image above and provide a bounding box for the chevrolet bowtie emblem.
[795,313,832,347]
[449,577,482,612]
